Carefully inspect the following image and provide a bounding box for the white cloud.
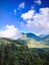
[0,25,22,39]
[21,8,49,35]
[18,2,25,9]
[21,9,35,20]
[34,0,42,5]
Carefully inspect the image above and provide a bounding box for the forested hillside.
[0,38,49,65]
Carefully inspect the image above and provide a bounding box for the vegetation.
[0,38,49,65]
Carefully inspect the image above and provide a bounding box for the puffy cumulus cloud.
[21,9,35,20]
[18,2,25,10]
[0,25,22,39]
[21,8,49,35]
[34,0,42,5]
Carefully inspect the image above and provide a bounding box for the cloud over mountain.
[21,8,49,35]
[0,25,21,39]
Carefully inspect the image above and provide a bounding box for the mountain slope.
[0,37,49,65]
[19,33,49,48]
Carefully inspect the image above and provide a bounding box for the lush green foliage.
[0,38,49,65]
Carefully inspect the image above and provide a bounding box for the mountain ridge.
[21,33,49,41]
[18,33,49,48]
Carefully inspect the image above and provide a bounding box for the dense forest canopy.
[0,38,49,65]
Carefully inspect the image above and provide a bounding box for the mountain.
[39,34,49,40]
[0,37,49,65]
[18,33,49,48]
[0,32,49,49]
[24,33,49,41]
[21,33,40,41]
[26,33,40,40]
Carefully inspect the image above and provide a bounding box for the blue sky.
[0,0,49,39]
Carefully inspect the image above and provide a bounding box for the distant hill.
[26,33,40,40]
[0,32,49,48]
[22,33,49,41]
[18,33,49,48]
